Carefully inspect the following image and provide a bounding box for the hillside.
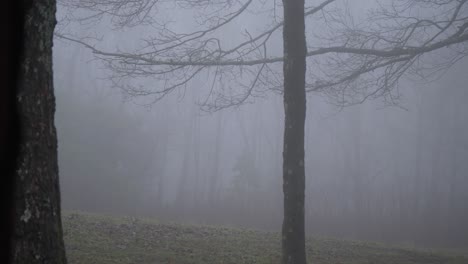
[63,212,467,264]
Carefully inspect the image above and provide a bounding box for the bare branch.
[57,0,468,109]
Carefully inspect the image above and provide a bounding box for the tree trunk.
[12,0,67,263]
[282,0,307,263]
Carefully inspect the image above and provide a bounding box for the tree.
[281,0,307,263]
[12,0,67,263]
[58,0,468,263]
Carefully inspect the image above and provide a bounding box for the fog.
[53,0,468,249]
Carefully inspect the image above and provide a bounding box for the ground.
[63,212,467,264]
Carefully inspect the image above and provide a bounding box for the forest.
[4,0,468,264]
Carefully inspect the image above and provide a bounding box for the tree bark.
[282,0,307,263]
[12,0,67,263]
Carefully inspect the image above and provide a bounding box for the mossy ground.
[63,212,467,264]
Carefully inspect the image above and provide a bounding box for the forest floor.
[63,212,467,264]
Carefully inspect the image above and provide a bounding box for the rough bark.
[12,0,67,263]
[282,0,307,263]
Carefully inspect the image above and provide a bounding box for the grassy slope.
[63,212,467,264]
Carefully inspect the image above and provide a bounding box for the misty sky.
[52,0,468,247]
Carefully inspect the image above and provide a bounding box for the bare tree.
[13,0,68,263]
[57,0,468,263]
[281,1,307,263]
[305,0,468,106]
[57,0,468,106]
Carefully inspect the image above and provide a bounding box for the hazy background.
[53,0,468,249]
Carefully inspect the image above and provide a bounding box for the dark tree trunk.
[12,0,67,263]
[282,0,307,263]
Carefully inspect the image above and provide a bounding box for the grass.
[63,211,467,264]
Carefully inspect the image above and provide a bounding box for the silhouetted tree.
[281,0,307,263]
[13,0,67,263]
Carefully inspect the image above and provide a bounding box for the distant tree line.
[55,57,468,248]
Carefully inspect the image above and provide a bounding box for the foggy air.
[7,0,468,264]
